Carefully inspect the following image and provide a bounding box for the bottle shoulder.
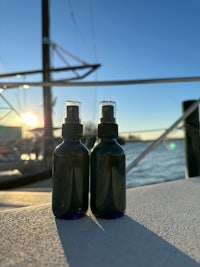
[54,140,89,155]
[92,139,125,155]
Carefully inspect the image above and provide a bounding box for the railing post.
[183,100,200,178]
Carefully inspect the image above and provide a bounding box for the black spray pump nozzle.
[98,101,118,138]
[65,105,80,124]
[101,105,116,123]
[64,101,81,124]
[100,101,116,123]
[62,101,83,138]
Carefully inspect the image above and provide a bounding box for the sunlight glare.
[168,142,176,151]
[22,84,30,89]
[22,112,37,127]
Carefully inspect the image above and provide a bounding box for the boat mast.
[42,0,53,160]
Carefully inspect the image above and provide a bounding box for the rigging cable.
[51,43,79,78]
[68,0,76,25]
[51,41,87,65]
[89,0,99,122]
[67,0,94,63]
[89,0,98,62]
[0,53,25,118]
[67,0,81,58]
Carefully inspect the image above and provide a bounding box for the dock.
[1,177,200,266]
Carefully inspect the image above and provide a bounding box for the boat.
[0,0,101,185]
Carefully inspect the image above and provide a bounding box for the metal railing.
[126,98,200,173]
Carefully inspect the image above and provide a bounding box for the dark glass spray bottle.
[52,101,89,219]
[91,101,126,219]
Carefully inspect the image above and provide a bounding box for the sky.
[0,0,200,139]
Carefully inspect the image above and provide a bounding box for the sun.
[21,112,37,127]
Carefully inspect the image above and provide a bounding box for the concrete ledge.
[1,178,200,266]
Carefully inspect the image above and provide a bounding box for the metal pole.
[1,75,200,89]
[42,0,53,162]
[183,100,200,178]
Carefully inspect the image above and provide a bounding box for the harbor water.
[124,139,185,188]
[0,139,186,189]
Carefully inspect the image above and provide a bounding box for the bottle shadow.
[56,213,200,267]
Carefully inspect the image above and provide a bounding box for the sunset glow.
[21,112,37,127]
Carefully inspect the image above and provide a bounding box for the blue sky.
[0,0,200,138]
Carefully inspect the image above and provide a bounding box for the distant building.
[0,126,22,143]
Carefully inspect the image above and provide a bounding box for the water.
[124,139,185,188]
[0,139,186,189]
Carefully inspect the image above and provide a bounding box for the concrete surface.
[0,177,200,266]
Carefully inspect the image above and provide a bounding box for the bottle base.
[54,211,86,220]
[95,212,124,220]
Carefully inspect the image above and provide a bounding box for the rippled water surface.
[124,140,185,188]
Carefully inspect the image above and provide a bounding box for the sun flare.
[21,112,37,127]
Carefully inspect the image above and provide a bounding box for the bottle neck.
[63,137,81,143]
[99,137,117,143]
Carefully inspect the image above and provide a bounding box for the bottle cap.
[62,101,83,138]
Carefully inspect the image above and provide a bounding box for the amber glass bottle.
[52,101,89,219]
[91,101,126,219]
